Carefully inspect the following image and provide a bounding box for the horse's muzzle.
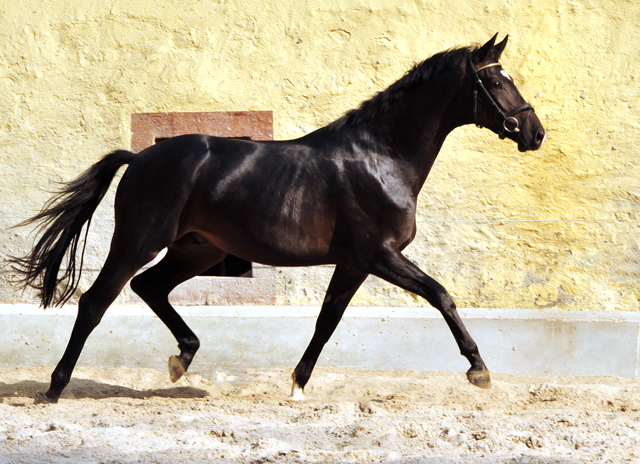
[505,114,546,152]
[518,127,546,152]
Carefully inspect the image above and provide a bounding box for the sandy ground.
[1,366,639,463]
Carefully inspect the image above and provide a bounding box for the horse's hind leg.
[370,244,491,389]
[289,265,367,401]
[130,240,226,383]
[35,250,153,404]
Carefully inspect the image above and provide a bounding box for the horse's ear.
[493,34,508,60]
[475,33,499,63]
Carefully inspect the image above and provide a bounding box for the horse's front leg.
[369,244,491,389]
[289,265,368,401]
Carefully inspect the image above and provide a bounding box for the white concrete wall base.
[2,305,639,380]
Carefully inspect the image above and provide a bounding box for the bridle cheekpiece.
[468,54,534,140]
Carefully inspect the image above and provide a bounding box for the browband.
[476,63,501,72]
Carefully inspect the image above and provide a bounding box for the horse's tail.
[9,150,135,308]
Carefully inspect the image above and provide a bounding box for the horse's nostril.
[535,128,545,144]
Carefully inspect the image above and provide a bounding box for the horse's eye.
[491,81,501,89]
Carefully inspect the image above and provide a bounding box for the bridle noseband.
[468,54,534,140]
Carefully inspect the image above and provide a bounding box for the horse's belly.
[191,206,337,267]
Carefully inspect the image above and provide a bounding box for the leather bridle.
[468,54,534,140]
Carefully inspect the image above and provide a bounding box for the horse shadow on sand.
[0,378,209,402]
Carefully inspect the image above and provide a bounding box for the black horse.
[11,34,545,403]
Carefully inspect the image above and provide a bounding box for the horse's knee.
[427,287,456,314]
[439,291,456,312]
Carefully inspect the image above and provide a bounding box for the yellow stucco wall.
[1,0,639,311]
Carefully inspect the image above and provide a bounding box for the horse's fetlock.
[179,336,200,354]
[468,351,485,368]
[50,370,70,391]
[292,363,313,391]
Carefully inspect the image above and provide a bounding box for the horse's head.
[469,34,546,152]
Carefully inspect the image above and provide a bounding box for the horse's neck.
[383,73,468,192]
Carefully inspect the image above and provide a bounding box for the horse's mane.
[327,45,477,131]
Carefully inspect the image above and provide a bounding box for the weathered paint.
[1,0,639,312]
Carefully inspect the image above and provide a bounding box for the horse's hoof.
[168,355,186,383]
[467,368,492,389]
[34,391,58,404]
